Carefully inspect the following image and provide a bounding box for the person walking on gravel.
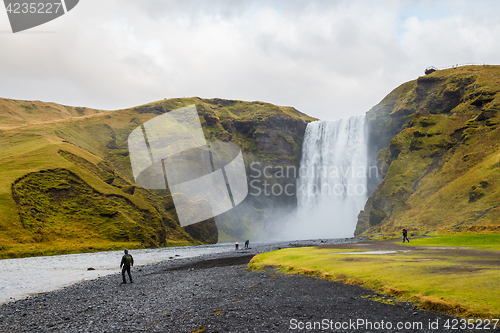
[402,228,409,243]
[120,249,134,284]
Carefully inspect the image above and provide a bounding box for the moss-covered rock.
[12,168,165,245]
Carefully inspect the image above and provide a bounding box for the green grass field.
[249,234,500,319]
[409,234,500,251]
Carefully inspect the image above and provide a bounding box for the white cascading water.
[284,115,368,239]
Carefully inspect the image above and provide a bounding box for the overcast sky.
[1,0,499,120]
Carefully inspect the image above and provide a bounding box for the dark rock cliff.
[131,98,317,240]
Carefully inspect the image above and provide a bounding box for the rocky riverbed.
[0,239,486,332]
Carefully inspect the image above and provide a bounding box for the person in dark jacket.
[402,228,409,243]
[120,249,134,284]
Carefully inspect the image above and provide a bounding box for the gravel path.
[0,239,493,333]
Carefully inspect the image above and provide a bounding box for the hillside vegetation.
[0,97,314,258]
[0,98,104,129]
[357,65,500,236]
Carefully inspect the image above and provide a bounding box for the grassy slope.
[357,65,500,236]
[0,97,315,257]
[249,235,500,319]
[0,111,200,258]
[0,97,103,129]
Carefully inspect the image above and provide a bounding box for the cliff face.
[0,97,315,257]
[356,65,500,235]
[131,98,316,240]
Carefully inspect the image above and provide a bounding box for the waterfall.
[286,115,368,239]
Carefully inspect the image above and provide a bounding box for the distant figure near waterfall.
[120,249,134,284]
[402,228,409,243]
[235,242,239,250]
[245,240,249,249]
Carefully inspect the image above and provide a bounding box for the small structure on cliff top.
[425,66,438,75]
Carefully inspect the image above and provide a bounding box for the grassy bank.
[0,239,201,259]
[409,233,500,251]
[248,235,500,319]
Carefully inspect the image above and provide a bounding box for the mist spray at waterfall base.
[278,115,368,241]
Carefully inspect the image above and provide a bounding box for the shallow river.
[0,243,236,304]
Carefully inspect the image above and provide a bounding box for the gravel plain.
[0,239,491,333]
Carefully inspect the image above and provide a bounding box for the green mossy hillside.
[12,168,164,245]
[0,97,315,257]
[0,133,205,258]
[357,65,500,236]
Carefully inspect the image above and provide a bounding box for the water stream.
[0,243,235,304]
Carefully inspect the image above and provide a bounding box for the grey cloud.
[0,0,500,119]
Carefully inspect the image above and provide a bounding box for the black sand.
[0,239,493,333]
